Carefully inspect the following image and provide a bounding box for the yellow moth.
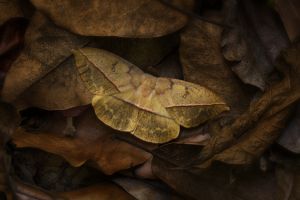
[73,48,229,143]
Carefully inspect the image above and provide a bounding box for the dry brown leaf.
[12,178,136,200]
[193,41,300,167]
[57,183,136,200]
[92,33,180,70]
[0,0,23,24]
[0,102,19,200]
[152,157,233,200]
[274,0,300,42]
[221,0,289,90]
[12,108,151,175]
[1,12,89,105]
[114,177,183,200]
[276,167,300,200]
[74,48,229,143]
[200,107,291,167]
[0,148,13,200]
[30,0,187,38]
[277,103,300,153]
[180,11,250,117]
[14,57,93,110]
[152,156,279,200]
[0,18,28,88]
[154,50,183,79]
[11,148,105,192]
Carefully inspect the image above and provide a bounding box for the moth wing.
[132,97,180,143]
[156,78,229,128]
[74,48,144,95]
[92,89,179,143]
[92,94,139,132]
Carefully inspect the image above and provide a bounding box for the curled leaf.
[193,41,300,167]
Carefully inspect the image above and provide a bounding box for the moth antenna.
[158,0,233,29]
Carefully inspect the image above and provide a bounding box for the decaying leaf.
[114,177,183,200]
[11,148,104,191]
[273,0,300,42]
[74,48,229,143]
[14,56,93,110]
[200,107,291,167]
[152,156,279,200]
[0,145,13,200]
[92,33,180,70]
[0,17,28,88]
[1,12,89,105]
[2,11,183,111]
[221,0,289,90]
[192,40,300,167]
[152,157,233,200]
[12,178,136,200]
[277,103,300,154]
[12,108,151,175]
[276,166,300,200]
[0,0,23,24]
[30,0,187,38]
[180,11,250,117]
[0,101,20,136]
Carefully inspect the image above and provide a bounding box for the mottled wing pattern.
[74,48,144,95]
[156,78,229,127]
[74,48,229,143]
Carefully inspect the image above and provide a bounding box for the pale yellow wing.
[74,48,228,143]
[92,94,139,132]
[155,78,229,128]
[73,48,144,95]
[93,88,179,143]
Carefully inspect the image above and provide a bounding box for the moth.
[73,48,229,143]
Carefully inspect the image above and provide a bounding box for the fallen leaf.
[276,166,300,200]
[0,147,13,200]
[92,33,180,70]
[12,177,136,200]
[114,177,183,200]
[57,184,136,200]
[1,12,89,104]
[152,158,233,200]
[153,143,203,167]
[180,11,250,117]
[152,156,279,200]
[2,12,182,111]
[221,0,289,90]
[12,108,151,175]
[0,101,20,137]
[30,0,187,37]
[0,0,23,24]
[74,48,229,143]
[200,107,291,167]
[192,41,300,167]
[0,17,28,88]
[154,50,183,79]
[11,148,104,191]
[277,103,300,154]
[14,56,93,110]
[273,0,300,42]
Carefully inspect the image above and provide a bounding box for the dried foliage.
[0,0,300,199]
